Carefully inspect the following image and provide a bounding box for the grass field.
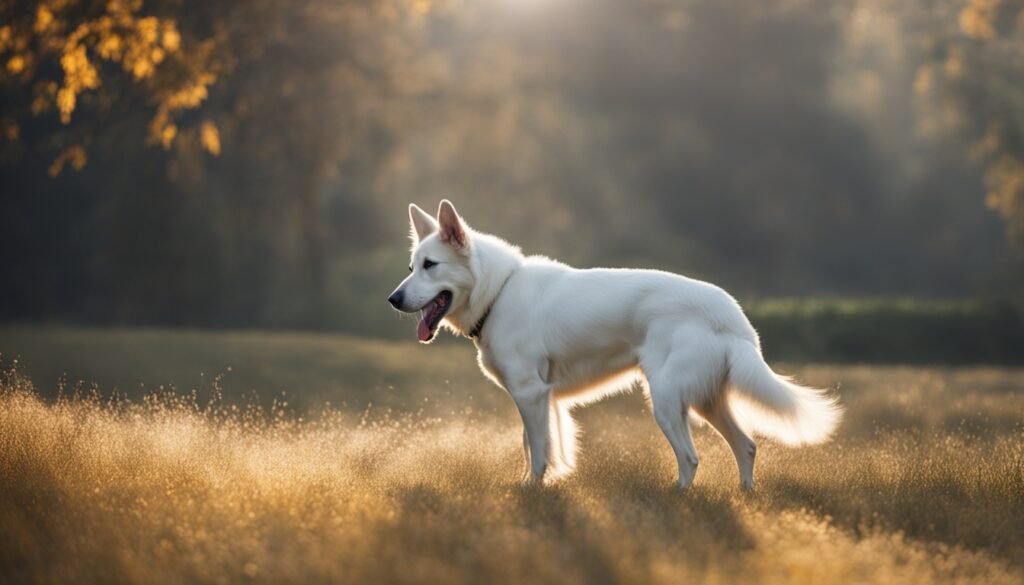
[1,327,1023,584]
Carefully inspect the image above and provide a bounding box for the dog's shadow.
[513,463,754,579]
[375,470,752,583]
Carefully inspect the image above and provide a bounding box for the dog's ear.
[409,203,437,243]
[437,200,469,250]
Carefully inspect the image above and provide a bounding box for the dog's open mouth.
[417,291,452,342]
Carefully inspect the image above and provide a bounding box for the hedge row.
[746,299,1024,365]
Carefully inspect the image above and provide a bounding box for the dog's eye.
[423,259,438,270]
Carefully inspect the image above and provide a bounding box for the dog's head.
[387,200,475,343]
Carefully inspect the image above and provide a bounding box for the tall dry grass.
[1,357,1023,584]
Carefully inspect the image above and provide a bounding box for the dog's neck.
[447,232,523,339]
[467,269,514,339]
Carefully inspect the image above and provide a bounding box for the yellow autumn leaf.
[57,87,75,124]
[131,57,154,79]
[164,73,216,110]
[6,55,26,74]
[160,123,177,148]
[60,44,100,90]
[959,0,999,39]
[35,6,55,34]
[98,34,124,59]
[161,24,181,52]
[136,17,158,43]
[47,145,88,176]
[69,145,87,170]
[200,120,221,156]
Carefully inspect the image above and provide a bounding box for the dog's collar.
[468,272,514,341]
[468,307,492,339]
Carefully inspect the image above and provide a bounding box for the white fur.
[389,201,843,490]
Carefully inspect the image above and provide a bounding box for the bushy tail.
[726,340,842,445]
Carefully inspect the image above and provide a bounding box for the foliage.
[0,0,1022,331]
[747,298,1024,365]
[912,0,1024,241]
[0,0,223,167]
[1,0,443,328]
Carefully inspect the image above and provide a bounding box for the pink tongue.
[417,318,432,342]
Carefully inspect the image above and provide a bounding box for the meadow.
[1,327,1022,584]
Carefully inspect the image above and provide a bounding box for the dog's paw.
[519,471,548,489]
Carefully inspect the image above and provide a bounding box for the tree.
[0,0,444,327]
[0,0,224,170]
[915,0,1024,242]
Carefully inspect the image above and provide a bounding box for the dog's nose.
[387,290,404,309]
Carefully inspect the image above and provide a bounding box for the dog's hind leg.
[647,376,700,489]
[696,397,757,491]
[644,333,731,490]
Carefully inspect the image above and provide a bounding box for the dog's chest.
[475,339,636,393]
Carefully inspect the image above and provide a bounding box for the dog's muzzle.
[387,290,404,309]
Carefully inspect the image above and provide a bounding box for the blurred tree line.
[0,0,1022,336]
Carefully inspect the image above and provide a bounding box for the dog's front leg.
[511,384,551,484]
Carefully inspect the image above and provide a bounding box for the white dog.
[388,200,842,490]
